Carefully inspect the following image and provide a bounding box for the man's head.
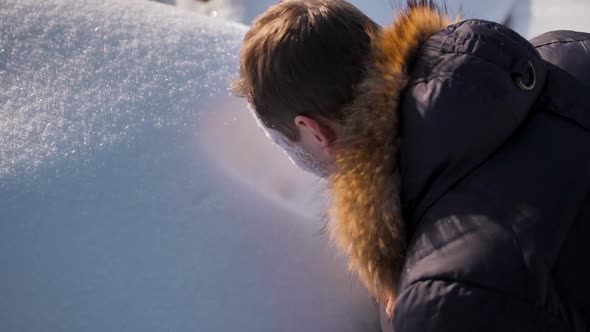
[231,0,380,177]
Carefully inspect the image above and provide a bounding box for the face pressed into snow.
[264,127,330,179]
[247,105,329,178]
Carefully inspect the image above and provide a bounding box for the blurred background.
[152,0,590,38]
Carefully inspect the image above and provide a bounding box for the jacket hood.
[326,0,452,305]
[398,19,547,223]
[326,0,548,307]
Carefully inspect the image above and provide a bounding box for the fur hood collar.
[327,1,452,308]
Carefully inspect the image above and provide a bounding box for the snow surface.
[0,1,379,331]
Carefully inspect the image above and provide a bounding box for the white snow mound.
[0,1,379,331]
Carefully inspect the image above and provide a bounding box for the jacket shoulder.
[530,30,590,88]
[531,30,590,48]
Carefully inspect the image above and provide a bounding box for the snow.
[0,1,378,331]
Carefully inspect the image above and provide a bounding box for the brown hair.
[231,0,381,141]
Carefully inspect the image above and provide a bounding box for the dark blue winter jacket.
[328,3,590,331]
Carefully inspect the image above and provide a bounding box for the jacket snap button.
[514,60,536,91]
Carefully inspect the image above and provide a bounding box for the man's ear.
[294,115,336,147]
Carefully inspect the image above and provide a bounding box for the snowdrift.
[0,1,379,331]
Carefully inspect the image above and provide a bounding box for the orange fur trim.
[327,1,452,308]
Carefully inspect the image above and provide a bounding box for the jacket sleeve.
[389,279,561,332]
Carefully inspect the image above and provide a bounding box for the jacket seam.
[405,277,528,305]
[534,39,590,49]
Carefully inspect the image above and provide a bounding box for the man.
[231,0,590,330]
